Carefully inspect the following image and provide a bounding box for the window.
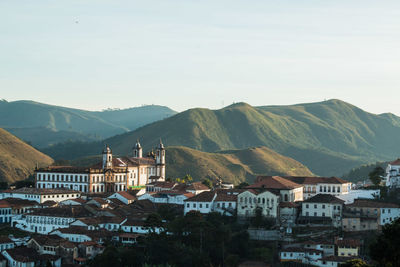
[206,204,209,208]
[306,212,309,216]
[322,212,325,217]
[306,204,309,208]
[322,205,325,209]
[314,212,317,216]
[186,203,189,208]
[314,204,317,209]
[199,204,202,208]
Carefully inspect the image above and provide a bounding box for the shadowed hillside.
[0,128,53,182]
[0,100,176,147]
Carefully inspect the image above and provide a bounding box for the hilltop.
[0,100,176,147]
[0,128,53,182]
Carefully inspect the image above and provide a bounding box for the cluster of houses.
[0,174,395,266]
[0,142,398,266]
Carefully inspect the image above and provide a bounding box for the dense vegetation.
[0,128,53,182]
[89,210,276,267]
[0,99,176,147]
[41,99,400,177]
[342,161,389,182]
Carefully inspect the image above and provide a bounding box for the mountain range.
[41,99,400,178]
[0,99,176,147]
[3,98,400,183]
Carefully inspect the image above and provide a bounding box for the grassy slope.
[41,99,400,177]
[166,146,313,184]
[0,128,53,182]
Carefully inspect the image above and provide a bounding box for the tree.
[369,166,384,186]
[236,182,249,189]
[370,218,400,266]
[202,178,213,189]
[341,259,370,267]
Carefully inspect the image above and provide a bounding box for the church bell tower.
[133,139,143,158]
[156,139,165,179]
[102,144,113,169]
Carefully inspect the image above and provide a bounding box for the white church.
[35,140,166,193]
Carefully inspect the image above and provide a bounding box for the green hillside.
[0,100,176,147]
[0,128,53,183]
[41,99,400,177]
[166,146,313,184]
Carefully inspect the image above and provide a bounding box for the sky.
[0,0,399,114]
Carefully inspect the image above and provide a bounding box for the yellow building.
[335,239,360,257]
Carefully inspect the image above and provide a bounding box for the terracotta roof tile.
[303,194,344,204]
[283,176,350,185]
[347,199,399,208]
[249,176,302,190]
[184,191,216,202]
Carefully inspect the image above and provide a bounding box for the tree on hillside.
[370,218,400,266]
[341,259,370,267]
[369,166,384,186]
[202,178,213,189]
[236,182,249,189]
[176,174,193,184]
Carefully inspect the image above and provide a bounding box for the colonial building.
[35,140,166,193]
[0,188,81,204]
[299,194,344,227]
[385,159,400,188]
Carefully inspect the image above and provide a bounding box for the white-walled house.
[0,198,38,224]
[139,191,194,205]
[12,206,91,234]
[237,189,279,218]
[107,191,137,205]
[51,226,112,243]
[0,188,81,204]
[283,176,352,200]
[345,199,400,226]
[184,191,216,215]
[247,176,304,202]
[385,159,400,188]
[300,194,344,227]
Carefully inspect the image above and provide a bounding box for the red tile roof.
[283,176,350,185]
[335,239,360,247]
[303,194,345,204]
[116,191,136,201]
[347,199,399,208]
[249,176,302,190]
[390,159,400,165]
[187,182,210,191]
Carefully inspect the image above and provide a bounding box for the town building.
[248,176,304,202]
[0,187,81,204]
[342,199,400,231]
[0,198,38,224]
[184,191,216,215]
[35,141,166,193]
[283,176,352,200]
[237,189,279,219]
[385,159,400,188]
[299,194,344,227]
[12,206,92,234]
[335,239,360,257]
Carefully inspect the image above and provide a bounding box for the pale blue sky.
[1,0,399,114]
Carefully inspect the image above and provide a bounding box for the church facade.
[35,140,166,193]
